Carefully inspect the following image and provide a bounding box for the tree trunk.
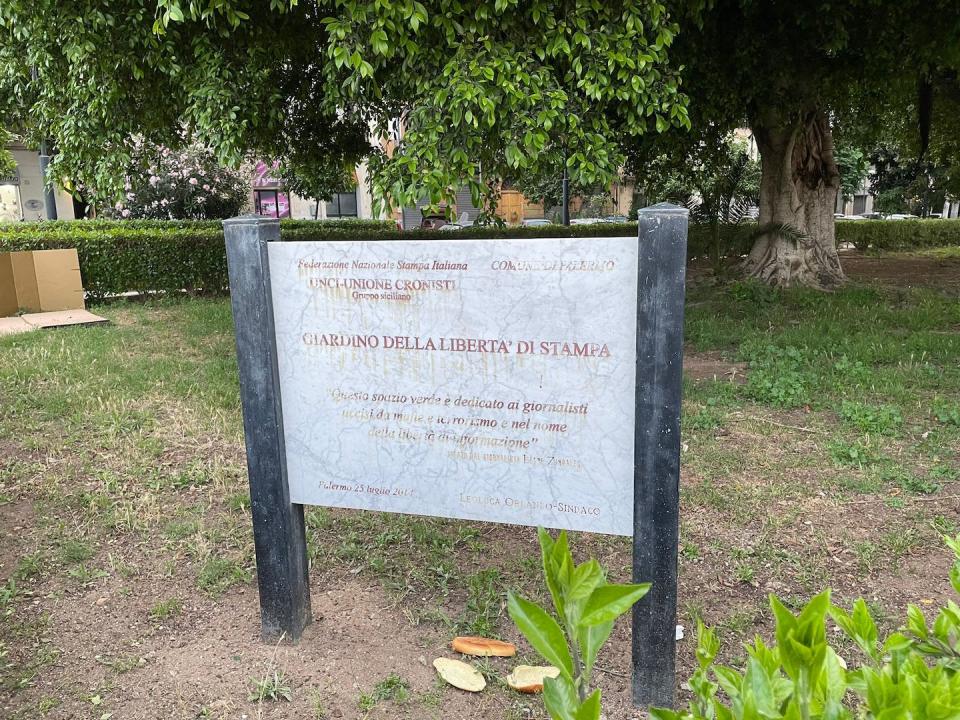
[744,110,846,288]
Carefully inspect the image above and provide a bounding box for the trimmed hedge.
[835,219,960,252]
[0,218,395,299]
[1,217,957,298]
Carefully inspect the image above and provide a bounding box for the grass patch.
[196,557,251,596]
[358,673,410,711]
[149,598,183,621]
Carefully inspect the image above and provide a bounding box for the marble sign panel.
[268,237,638,535]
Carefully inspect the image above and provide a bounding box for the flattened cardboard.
[0,316,32,336]
[21,310,107,329]
[0,310,108,337]
[0,253,16,317]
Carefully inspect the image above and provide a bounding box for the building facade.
[251,160,381,221]
[0,144,77,221]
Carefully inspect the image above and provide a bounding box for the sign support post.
[632,203,688,707]
[224,216,312,642]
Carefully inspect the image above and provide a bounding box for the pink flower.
[203,184,210,191]
[149,176,160,186]
[189,177,198,185]
[121,208,131,218]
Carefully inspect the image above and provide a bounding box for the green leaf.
[831,599,879,660]
[568,560,604,603]
[695,620,720,669]
[649,711,684,720]
[821,647,848,703]
[542,675,578,720]
[507,591,574,679]
[538,527,565,618]
[906,604,928,639]
[574,689,602,720]
[580,583,650,626]
[578,619,614,678]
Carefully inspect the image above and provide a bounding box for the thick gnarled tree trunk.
[744,110,846,288]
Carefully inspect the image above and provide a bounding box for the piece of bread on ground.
[506,665,561,693]
[451,636,517,657]
[433,658,487,692]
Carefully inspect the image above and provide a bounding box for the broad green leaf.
[713,665,744,698]
[567,560,604,603]
[906,604,928,640]
[797,590,832,627]
[743,657,776,716]
[821,647,848,704]
[550,530,574,591]
[695,620,720,669]
[579,583,650,626]
[577,619,614,678]
[507,591,574,679]
[574,689,602,720]
[542,675,578,720]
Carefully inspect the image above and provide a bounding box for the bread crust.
[450,636,517,657]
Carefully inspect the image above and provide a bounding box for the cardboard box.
[0,249,85,315]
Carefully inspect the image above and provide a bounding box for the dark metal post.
[561,164,570,226]
[38,141,57,221]
[224,215,311,642]
[30,66,58,221]
[632,203,688,708]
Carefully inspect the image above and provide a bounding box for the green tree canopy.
[0,0,689,214]
[627,0,960,286]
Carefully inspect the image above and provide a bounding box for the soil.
[683,352,747,384]
[5,402,958,720]
[688,250,960,293]
[840,251,960,292]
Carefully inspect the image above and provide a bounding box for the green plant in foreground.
[507,528,649,720]
[652,534,960,720]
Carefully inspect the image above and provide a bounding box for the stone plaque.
[268,237,638,535]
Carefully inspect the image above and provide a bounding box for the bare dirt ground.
[841,251,960,291]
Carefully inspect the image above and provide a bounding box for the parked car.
[837,214,867,221]
[522,218,553,227]
[886,213,920,221]
[420,212,449,229]
[422,209,473,230]
[570,218,603,225]
[602,215,630,223]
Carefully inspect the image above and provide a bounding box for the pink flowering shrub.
[108,141,249,220]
